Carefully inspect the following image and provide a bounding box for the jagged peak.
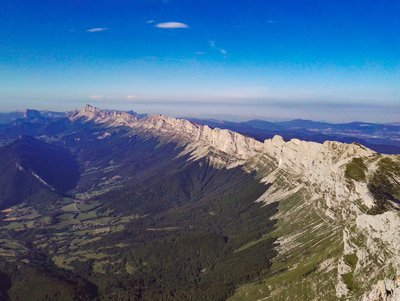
[70,104,138,125]
[143,114,198,130]
[145,113,178,124]
[82,104,101,113]
[68,105,377,166]
[264,135,375,157]
[69,104,102,120]
[268,135,285,144]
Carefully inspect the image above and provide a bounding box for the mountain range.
[1,108,399,154]
[186,117,400,155]
[0,105,399,301]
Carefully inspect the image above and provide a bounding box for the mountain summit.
[0,105,398,300]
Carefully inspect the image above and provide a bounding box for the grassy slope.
[229,188,343,301]
[230,155,400,301]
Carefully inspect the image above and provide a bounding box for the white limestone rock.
[362,278,400,301]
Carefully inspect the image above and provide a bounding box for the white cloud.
[155,22,189,29]
[90,95,103,100]
[146,20,155,24]
[86,27,108,33]
[126,95,137,99]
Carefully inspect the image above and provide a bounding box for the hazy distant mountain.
[0,112,24,124]
[127,110,148,119]
[0,105,399,300]
[188,117,400,154]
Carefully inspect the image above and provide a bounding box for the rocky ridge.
[71,105,372,168]
[70,105,400,300]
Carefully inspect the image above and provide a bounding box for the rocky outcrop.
[356,212,400,271]
[70,104,138,127]
[362,278,400,301]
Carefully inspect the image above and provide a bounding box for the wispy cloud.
[126,95,137,100]
[90,95,103,100]
[146,20,155,24]
[208,40,228,56]
[219,48,227,55]
[155,22,189,29]
[86,27,108,33]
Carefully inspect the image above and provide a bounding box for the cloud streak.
[219,48,227,55]
[155,22,189,29]
[208,40,227,56]
[86,27,108,33]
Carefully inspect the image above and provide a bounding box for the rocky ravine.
[72,105,400,300]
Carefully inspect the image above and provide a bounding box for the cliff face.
[361,278,400,301]
[71,105,400,300]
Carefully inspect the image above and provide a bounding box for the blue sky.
[0,0,399,122]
